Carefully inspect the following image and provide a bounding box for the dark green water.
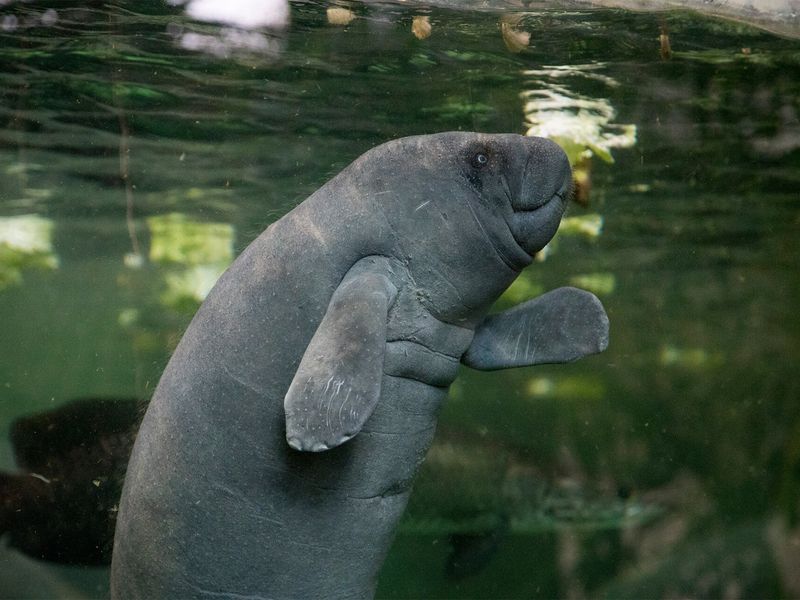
[0,1,799,598]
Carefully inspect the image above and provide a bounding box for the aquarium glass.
[1,1,799,597]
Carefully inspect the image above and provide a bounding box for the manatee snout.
[509,137,572,255]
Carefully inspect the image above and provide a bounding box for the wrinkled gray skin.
[111,132,609,599]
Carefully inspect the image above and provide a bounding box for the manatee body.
[111,132,608,599]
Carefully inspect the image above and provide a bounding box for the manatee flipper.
[462,286,609,370]
[284,266,398,452]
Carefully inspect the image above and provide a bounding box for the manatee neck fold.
[466,198,533,273]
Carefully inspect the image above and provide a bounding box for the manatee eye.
[472,153,488,168]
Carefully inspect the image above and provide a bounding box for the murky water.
[1,1,799,598]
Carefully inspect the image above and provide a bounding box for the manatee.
[111,132,609,599]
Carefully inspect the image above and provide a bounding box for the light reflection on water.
[0,1,799,598]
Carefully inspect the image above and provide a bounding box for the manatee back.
[111,175,412,598]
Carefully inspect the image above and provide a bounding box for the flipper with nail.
[463,287,609,371]
[284,261,398,452]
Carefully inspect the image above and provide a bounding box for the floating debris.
[571,156,592,206]
[412,15,431,40]
[500,14,530,53]
[660,22,672,60]
[327,7,356,26]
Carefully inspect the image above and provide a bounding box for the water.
[1,1,798,598]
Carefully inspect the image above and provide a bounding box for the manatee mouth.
[468,135,572,269]
[513,147,573,213]
[507,166,572,257]
[514,185,570,214]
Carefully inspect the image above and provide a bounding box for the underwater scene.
[1,0,799,597]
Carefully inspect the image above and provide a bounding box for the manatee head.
[339,131,572,320]
[451,132,572,258]
[351,132,571,265]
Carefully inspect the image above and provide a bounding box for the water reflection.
[175,26,285,58]
[522,73,637,164]
[170,0,289,58]
[323,4,535,52]
[522,64,636,206]
[177,0,290,29]
[0,214,58,289]
[146,213,234,311]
